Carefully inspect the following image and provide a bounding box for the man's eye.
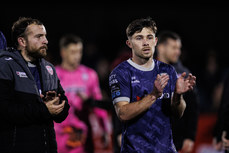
[148,36,153,40]
[36,35,43,38]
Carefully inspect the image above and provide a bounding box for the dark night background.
[1,3,229,152]
[1,3,229,77]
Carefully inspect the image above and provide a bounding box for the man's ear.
[154,37,158,46]
[60,48,65,59]
[17,37,26,47]
[156,43,164,53]
[126,39,132,48]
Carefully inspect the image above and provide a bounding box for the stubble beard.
[138,51,153,60]
[26,45,48,59]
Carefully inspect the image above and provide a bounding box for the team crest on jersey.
[82,73,89,81]
[131,76,140,84]
[46,65,53,75]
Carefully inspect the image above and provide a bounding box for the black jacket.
[171,60,199,150]
[213,70,229,142]
[0,49,70,153]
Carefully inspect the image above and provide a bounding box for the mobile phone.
[47,92,56,97]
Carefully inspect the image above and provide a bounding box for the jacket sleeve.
[0,60,52,125]
[52,79,70,123]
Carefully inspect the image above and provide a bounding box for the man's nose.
[43,36,48,44]
[143,39,149,46]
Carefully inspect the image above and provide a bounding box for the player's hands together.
[175,72,196,94]
[152,73,169,98]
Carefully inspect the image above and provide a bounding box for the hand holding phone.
[43,90,62,105]
[46,91,57,100]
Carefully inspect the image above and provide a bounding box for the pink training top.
[54,65,109,153]
[56,65,102,111]
[55,65,109,131]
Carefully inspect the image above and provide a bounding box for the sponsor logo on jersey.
[159,92,170,99]
[16,71,28,78]
[110,83,121,99]
[131,76,140,83]
[5,57,13,60]
[109,74,118,86]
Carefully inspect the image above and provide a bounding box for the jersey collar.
[127,58,155,71]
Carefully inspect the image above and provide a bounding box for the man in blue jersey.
[109,17,196,153]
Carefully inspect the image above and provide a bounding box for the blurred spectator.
[189,49,225,153]
[198,50,223,112]
[81,42,100,70]
[156,30,199,153]
[0,31,7,50]
[96,57,111,101]
[213,69,229,153]
[110,46,132,70]
[54,34,112,153]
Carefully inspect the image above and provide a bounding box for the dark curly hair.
[11,17,43,47]
[126,17,157,38]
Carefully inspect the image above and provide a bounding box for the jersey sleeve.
[169,66,178,93]
[109,67,131,105]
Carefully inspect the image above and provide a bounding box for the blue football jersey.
[109,59,178,153]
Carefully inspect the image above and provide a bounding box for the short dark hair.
[59,34,83,49]
[157,31,181,45]
[126,17,157,38]
[11,17,43,47]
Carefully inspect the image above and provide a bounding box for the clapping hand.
[152,73,169,98]
[175,72,196,94]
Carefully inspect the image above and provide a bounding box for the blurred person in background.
[213,70,229,153]
[0,17,70,153]
[81,42,100,70]
[198,50,223,113]
[54,34,111,153]
[95,57,111,101]
[156,30,199,153]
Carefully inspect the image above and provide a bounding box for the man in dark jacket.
[213,70,229,152]
[0,17,70,153]
[156,30,199,153]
